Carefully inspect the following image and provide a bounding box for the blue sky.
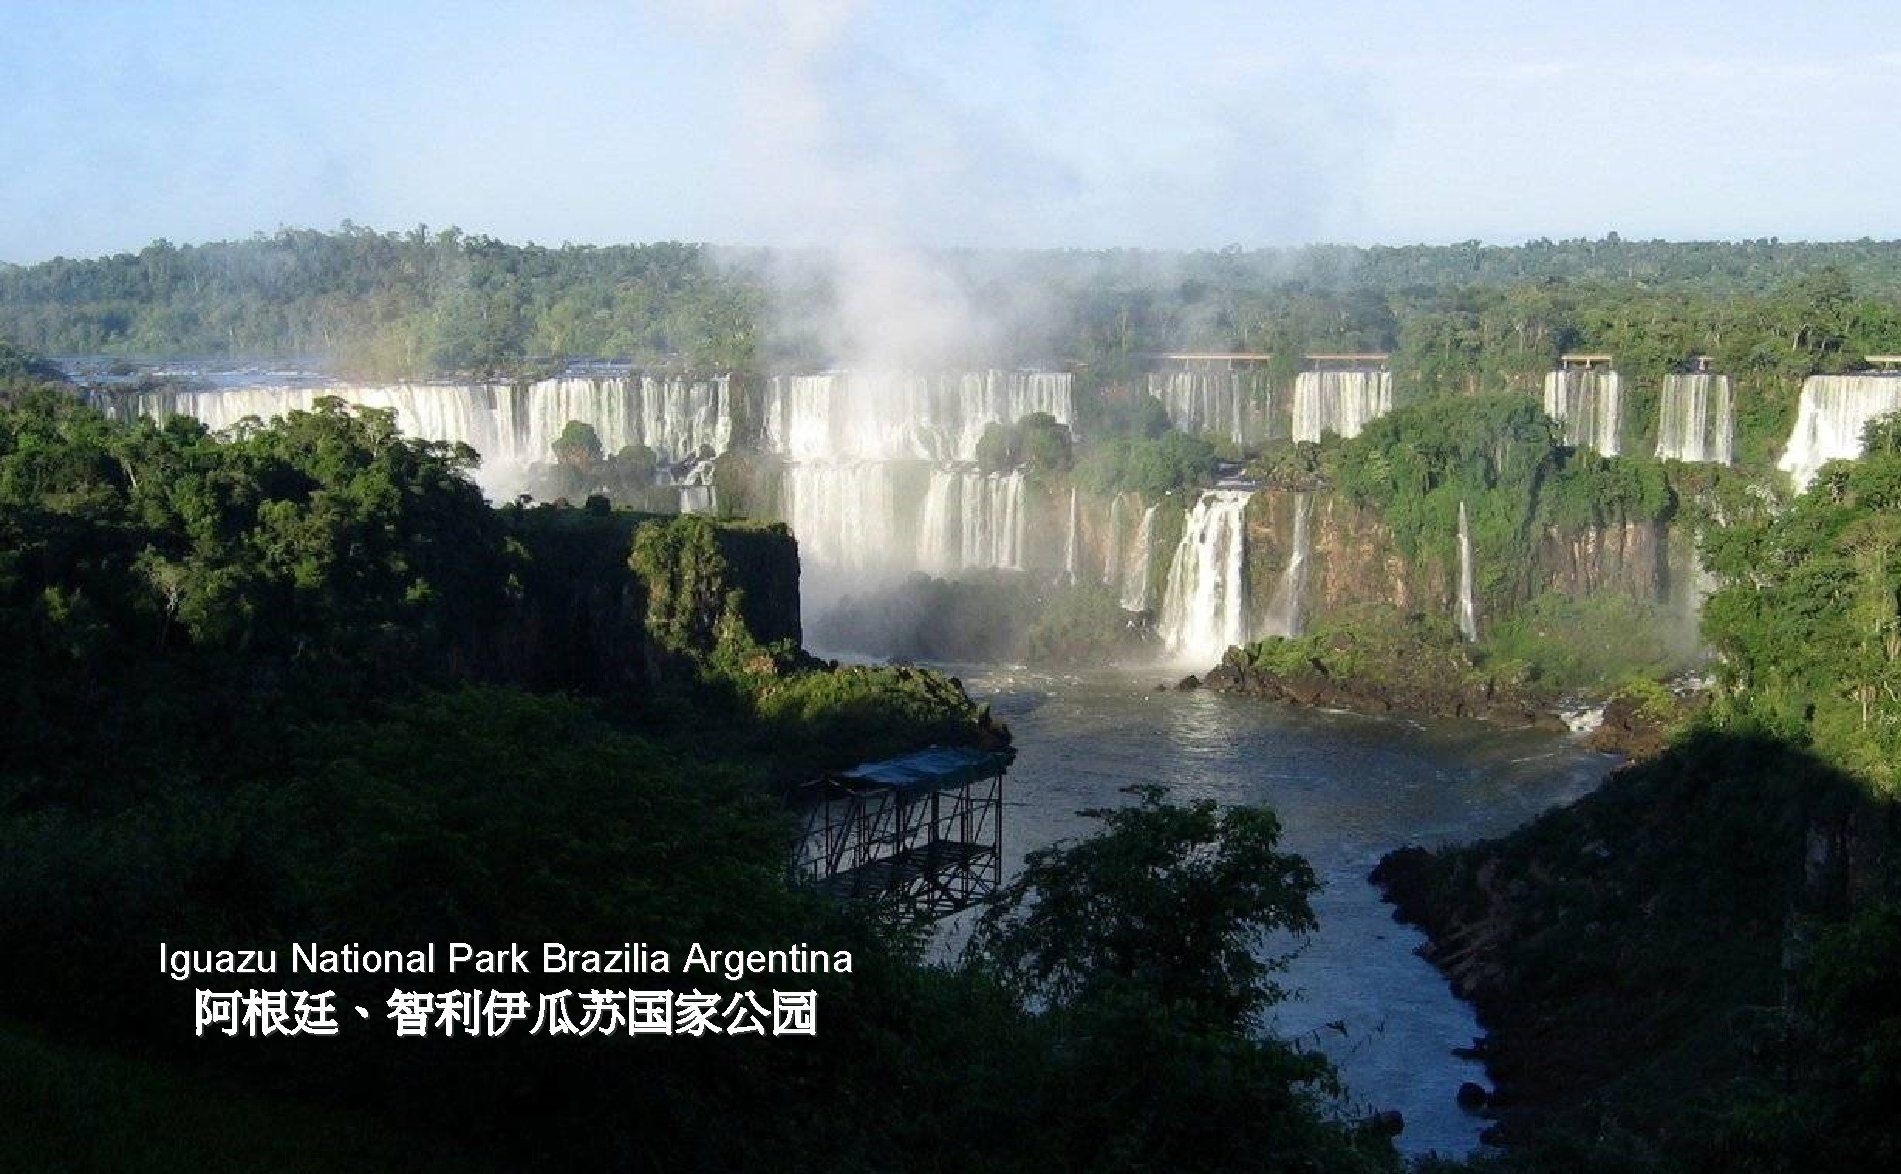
[2,0,1897,262]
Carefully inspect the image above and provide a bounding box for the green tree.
[968,785,1319,1029]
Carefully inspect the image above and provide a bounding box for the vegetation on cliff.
[1376,412,1901,1172]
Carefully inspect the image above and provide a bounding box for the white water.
[808,464,1026,592]
[783,463,907,586]
[1149,366,1272,447]
[1291,370,1393,444]
[1778,374,1901,491]
[1655,373,1734,465]
[762,370,1072,462]
[1062,487,1081,585]
[94,374,733,496]
[1103,496,1124,588]
[1542,369,1623,456]
[764,368,1068,605]
[1159,490,1253,666]
[1261,491,1313,638]
[1456,501,1480,643]
[1122,504,1159,612]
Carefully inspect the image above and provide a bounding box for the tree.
[966,785,1319,1030]
[551,419,602,470]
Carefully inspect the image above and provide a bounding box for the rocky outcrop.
[1200,658,1564,728]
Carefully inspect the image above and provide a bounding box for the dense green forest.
[6,229,1901,402]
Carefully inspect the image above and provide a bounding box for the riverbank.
[1177,606,1702,758]
[960,668,1612,1158]
[1368,730,1890,1157]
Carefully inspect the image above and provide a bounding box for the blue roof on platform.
[839,745,1014,791]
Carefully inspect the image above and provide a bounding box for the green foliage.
[1075,428,1218,498]
[1331,394,1678,624]
[0,228,759,376]
[749,663,992,770]
[1481,593,1701,690]
[1702,437,1901,789]
[969,786,1319,1028]
[0,1021,505,1174]
[552,418,603,468]
[1023,582,1150,666]
[963,788,1396,1173]
[1231,604,1493,696]
[629,514,802,680]
[973,411,1074,477]
[0,338,65,398]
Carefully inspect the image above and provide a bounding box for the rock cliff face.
[486,510,804,692]
[1534,519,1674,601]
[1239,489,1692,639]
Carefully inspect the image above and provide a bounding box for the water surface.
[948,668,1612,1159]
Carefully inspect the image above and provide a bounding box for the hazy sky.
[2,0,1897,262]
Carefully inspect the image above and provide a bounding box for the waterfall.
[1159,490,1252,666]
[916,470,962,576]
[762,369,1073,462]
[909,467,1031,579]
[1778,374,1901,492]
[91,373,734,495]
[1456,501,1480,643]
[1148,365,1271,447]
[1062,487,1080,585]
[1104,496,1124,587]
[1262,492,1313,638]
[783,463,906,589]
[1542,369,1623,456]
[1122,504,1158,612]
[1290,370,1393,444]
[958,471,1026,572]
[759,368,1067,601]
[1655,373,1734,464]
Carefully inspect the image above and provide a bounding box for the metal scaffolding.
[791,746,1011,922]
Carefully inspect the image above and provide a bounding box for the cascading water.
[1291,370,1393,444]
[1103,496,1124,587]
[1456,501,1480,643]
[1262,492,1313,638]
[1778,374,1901,492]
[93,374,734,495]
[765,369,1069,601]
[1062,487,1080,585]
[762,370,1072,463]
[1655,373,1734,464]
[959,471,1027,572]
[783,463,906,587]
[1149,365,1272,447]
[1122,504,1158,612]
[1542,369,1623,456]
[1159,490,1252,666]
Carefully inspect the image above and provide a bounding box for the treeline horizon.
[5,224,1901,385]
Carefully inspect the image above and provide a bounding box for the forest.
[7,230,1901,410]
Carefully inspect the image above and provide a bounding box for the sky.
[1,0,1897,263]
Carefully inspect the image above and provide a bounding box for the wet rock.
[1175,674,1202,691]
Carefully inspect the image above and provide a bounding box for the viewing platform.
[1560,353,1615,369]
[791,746,1011,922]
[1150,352,1391,368]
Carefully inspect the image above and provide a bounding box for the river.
[944,668,1614,1159]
